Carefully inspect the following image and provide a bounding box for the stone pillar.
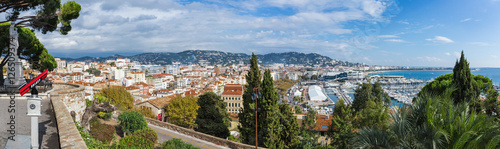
[5,23,25,86]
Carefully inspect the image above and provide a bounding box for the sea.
[325,68,500,109]
[370,68,500,85]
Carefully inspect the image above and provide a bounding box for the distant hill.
[58,50,364,67]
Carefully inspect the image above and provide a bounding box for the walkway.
[0,96,59,149]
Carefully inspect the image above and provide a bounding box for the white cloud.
[35,0,396,58]
[384,39,405,42]
[426,36,454,43]
[445,52,451,56]
[377,35,398,38]
[492,55,498,58]
[454,52,460,57]
[460,18,471,22]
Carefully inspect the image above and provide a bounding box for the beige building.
[127,71,146,83]
[221,84,244,114]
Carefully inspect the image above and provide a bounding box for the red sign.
[158,113,162,121]
[19,69,48,96]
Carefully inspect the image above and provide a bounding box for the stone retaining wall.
[51,83,88,149]
[145,117,266,149]
[51,83,86,122]
[51,91,88,149]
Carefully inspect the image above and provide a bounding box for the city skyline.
[25,0,500,67]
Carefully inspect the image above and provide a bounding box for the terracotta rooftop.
[146,95,175,109]
[222,84,243,95]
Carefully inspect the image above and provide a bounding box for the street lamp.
[251,88,261,149]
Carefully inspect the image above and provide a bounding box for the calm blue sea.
[370,68,500,85]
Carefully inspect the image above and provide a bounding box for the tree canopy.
[100,87,134,110]
[418,51,498,115]
[1,0,81,35]
[166,95,199,129]
[195,92,230,139]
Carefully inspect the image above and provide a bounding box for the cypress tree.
[451,51,478,104]
[278,104,300,149]
[238,53,261,145]
[260,70,281,148]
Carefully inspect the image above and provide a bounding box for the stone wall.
[51,83,86,122]
[145,117,266,149]
[51,95,88,149]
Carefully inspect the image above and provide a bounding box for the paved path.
[149,124,229,149]
[0,96,59,149]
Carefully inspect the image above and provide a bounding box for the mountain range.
[58,50,364,67]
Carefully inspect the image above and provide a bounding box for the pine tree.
[352,83,373,112]
[238,53,261,145]
[195,92,230,139]
[259,70,281,148]
[451,51,478,103]
[278,104,300,149]
[328,99,354,149]
[300,106,318,149]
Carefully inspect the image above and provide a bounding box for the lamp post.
[251,88,261,149]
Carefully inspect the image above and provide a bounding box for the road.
[149,124,229,149]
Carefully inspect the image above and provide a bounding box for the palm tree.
[352,89,500,149]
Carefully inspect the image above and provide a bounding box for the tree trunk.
[80,98,117,130]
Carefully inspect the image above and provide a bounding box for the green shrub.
[95,94,110,103]
[86,98,93,107]
[74,120,106,149]
[118,135,153,149]
[98,112,106,118]
[89,119,116,144]
[161,138,199,149]
[103,112,112,120]
[133,128,158,144]
[228,135,241,143]
[118,111,147,134]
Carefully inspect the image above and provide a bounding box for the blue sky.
[32,0,500,67]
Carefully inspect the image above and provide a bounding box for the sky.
[25,0,500,67]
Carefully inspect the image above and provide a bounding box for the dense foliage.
[195,92,230,138]
[300,106,319,148]
[161,138,200,149]
[118,135,152,149]
[352,82,390,129]
[0,23,57,84]
[418,52,499,115]
[327,99,354,149]
[133,128,158,146]
[75,120,107,149]
[86,68,101,76]
[274,79,299,96]
[165,95,199,129]
[278,104,300,149]
[239,53,261,145]
[100,87,134,110]
[352,90,500,149]
[118,111,147,135]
